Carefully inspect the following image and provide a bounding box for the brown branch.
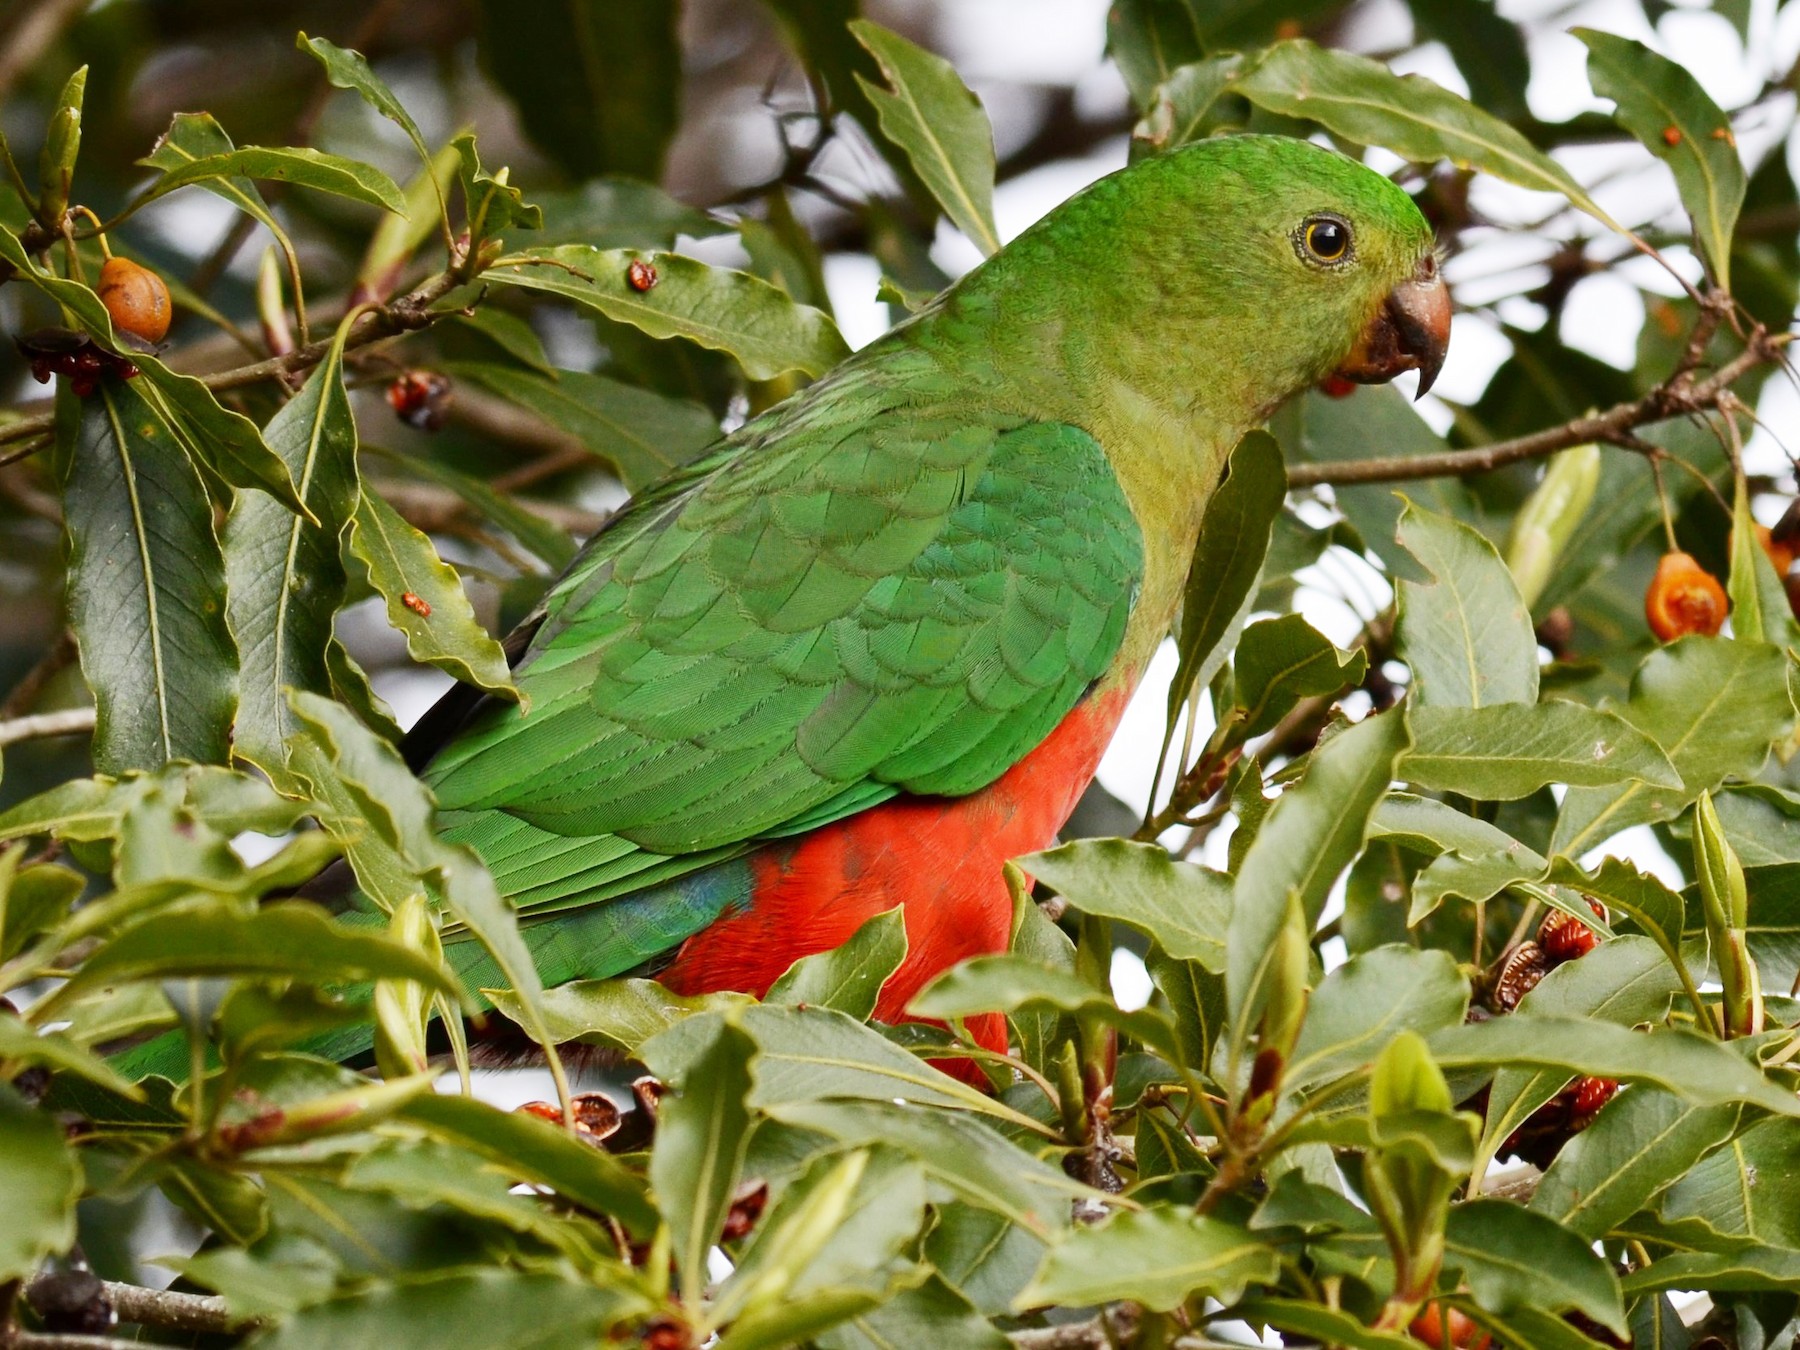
[0,632,75,720]
[1290,312,1779,489]
[0,707,92,749]
[0,267,465,452]
[100,1282,238,1336]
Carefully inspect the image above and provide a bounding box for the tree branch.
[0,707,93,749]
[0,266,467,451]
[1289,313,1780,489]
[99,1282,238,1336]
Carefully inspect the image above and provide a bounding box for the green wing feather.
[425,350,1143,961]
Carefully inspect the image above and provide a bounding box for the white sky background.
[817,0,1800,1006]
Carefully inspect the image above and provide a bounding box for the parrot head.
[980,133,1449,420]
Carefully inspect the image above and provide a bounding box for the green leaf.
[58,378,237,772]
[1576,28,1745,289]
[1231,614,1366,739]
[1021,838,1231,972]
[1235,1299,1419,1350]
[767,906,908,1019]
[1229,710,1410,1024]
[368,447,574,569]
[0,1014,142,1097]
[1709,786,1800,866]
[1657,1116,1800,1248]
[401,1092,656,1236]
[42,898,458,1021]
[643,1005,1046,1131]
[297,35,439,191]
[1014,1206,1280,1312]
[475,0,679,182]
[1620,1248,1800,1294]
[249,1269,651,1350]
[651,1018,755,1305]
[1131,56,1248,159]
[451,132,541,241]
[1168,430,1287,722]
[487,245,849,380]
[1395,500,1538,709]
[1286,946,1468,1092]
[447,361,718,491]
[1233,38,1618,228]
[818,1273,1007,1350]
[35,66,85,227]
[772,1100,1084,1236]
[850,20,1000,256]
[1727,473,1794,645]
[1403,702,1681,800]
[532,178,721,250]
[924,1203,1048,1315]
[1427,1017,1800,1118]
[486,978,750,1057]
[1533,1088,1740,1240]
[1552,637,1792,856]
[347,487,518,699]
[133,145,404,216]
[0,1083,80,1281]
[1444,1200,1626,1335]
[224,314,361,779]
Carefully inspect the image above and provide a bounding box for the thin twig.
[0,267,466,452]
[99,1282,239,1335]
[0,632,77,719]
[0,707,94,749]
[8,1334,155,1350]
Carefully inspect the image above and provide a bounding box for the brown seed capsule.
[720,1179,769,1242]
[401,592,431,617]
[627,257,658,291]
[1491,940,1551,1012]
[1538,909,1599,963]
[97,256,171,344]
[515,1093,621,1145]
[1645,551,1727,642]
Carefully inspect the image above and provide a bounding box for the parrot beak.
[1331,255,1451,399]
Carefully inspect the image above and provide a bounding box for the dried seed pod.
[1491,940,1551,1012]
[514,1092,622,1145]
[1645,551,1727,642]
[1538,909,1599,963]
[97,256,172,343]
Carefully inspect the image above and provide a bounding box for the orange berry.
[1645,551,1726,641]
[1409,1303,1493,1349]
[96,256,171,344]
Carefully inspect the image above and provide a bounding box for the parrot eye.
[1299,215,1353,265]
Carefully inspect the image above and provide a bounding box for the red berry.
[385,371,452,431]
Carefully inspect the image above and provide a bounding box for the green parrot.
[144,133,1449,1074]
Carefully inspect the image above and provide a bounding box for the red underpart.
[659,683,1134,1064]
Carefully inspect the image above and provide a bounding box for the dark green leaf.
[0,1083,80,1281]
[368,448,575,569]
[1396,499,1538,708]
[1234,39,1615,226]
[1577,28,1745,288]
[448,361,718,491]
[1620,1248,1800,1294]
[488,245,849,380]
[0,1014,141,1096]
[1287,945,1468,1091]
[1231,613,1366,738]
[476,0,679,182]
[451,133,541,241]
[818,1273,1007,1350]
[1229,710,1410,1024]
[767,906,908,1019]
[1130,56,1247,159]
[1403,702,1681,800]
[1658,1116,1800,1248]
[850,21,999,256]
[1235,1298,1422,1350]
[60,379,236,772]
[651,1018,756,1303]
[924,1203,1048,1315]
[132,145,405,216]
[1168,430,1286,721]
[297,35,439,192]
[532,178,721,250]
[250,1268,651,1349]
[1022,838,1230,972]
[225,316,360,778]
[1014,1206,1279,1312]
[347,488,518,698]
[1728,473,1794,645]
[1552,638,1791,856]
[1533,1088,1740,1240]
[486,978,750,1056]
[1428,1017,1800,1118]
[1444,1200,1626,1335]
